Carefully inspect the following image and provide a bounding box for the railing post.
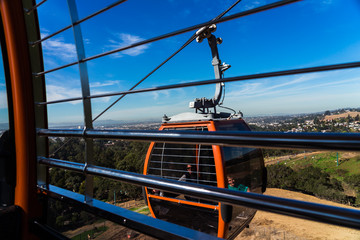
[67,0,94,203]
[0,0,42,239]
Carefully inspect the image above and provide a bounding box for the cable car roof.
[163,112,245,123]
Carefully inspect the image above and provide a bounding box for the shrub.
[344,174,360,188]
[267,164,295,189]
[267,165,351,204]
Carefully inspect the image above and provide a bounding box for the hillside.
[236,188,360,240]
[323,111,360,121]
[64,189,360,240]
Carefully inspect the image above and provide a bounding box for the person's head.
[227,176,235,187]
[186,164,193,174]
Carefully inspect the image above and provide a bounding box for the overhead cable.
[33,0,301,77]
[92,0,243,122]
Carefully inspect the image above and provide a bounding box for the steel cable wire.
[30,0,128,46]
[36,60,360,105]
[48,0,243,156]
[92,0,243,122]
[33,0,301,77]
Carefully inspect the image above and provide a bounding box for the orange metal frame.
[143,121,228,238]
[148,194,218,210]
[0,0,41,239]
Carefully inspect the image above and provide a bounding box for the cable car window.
[145,125,219,236]
[216,120,264,193]
[147,126,217,193]
[215,120,265,238]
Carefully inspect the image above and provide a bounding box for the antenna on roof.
[189,24,231,114]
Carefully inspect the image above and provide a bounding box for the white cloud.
[90,80,120,88]
[151,90,170,100]
[46,83,120,105]
[41,33,77,62]
[101,101,187,121]
[242,0,265,11]
[108,33,149,58]
[91,90,113,103]
[46,84,81,104]
[226,74,318,99]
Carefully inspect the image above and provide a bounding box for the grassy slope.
[278,151,360,178]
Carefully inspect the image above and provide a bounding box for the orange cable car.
[143,113,266,239]
[143,28,267,239]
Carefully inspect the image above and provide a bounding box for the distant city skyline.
[1,0,360,125]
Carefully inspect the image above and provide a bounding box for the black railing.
[38,128,360,151]
[38,157,360,230]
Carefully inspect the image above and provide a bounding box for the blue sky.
[1,0,360,125]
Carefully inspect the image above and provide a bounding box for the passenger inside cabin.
[227,176,249,192]
[179,164,196,183]
[179,164,197,201]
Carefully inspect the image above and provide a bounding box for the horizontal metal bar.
[38,157,360,230]
[159,175,217,184]
[153,147,211,150]
[152,153,214,159]
[33,0,300,77]
[30,0,127,46]
[149,174,217,184]
[36,60,360,105]
[39,185,220,240]
[148,167,216,175]
[150,160,215,167]
[31,221,70,240]
[37,128,360,151]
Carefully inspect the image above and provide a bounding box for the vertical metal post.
[1,0,42,237]
[23,0,49,189]
[336,152,339,166]
[67,0,94,203]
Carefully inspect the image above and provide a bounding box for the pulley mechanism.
[189,24,231,114]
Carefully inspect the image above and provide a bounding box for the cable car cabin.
[143,112,266,239]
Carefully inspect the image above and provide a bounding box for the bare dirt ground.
[235,188,360,240]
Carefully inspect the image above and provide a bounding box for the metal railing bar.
[161,176,217,184]
[38,157,360,230]
[151,153,214,159]
[148,167,217,175]
[33,0,300,77]
[36,60,360,105]
[24,0,47,15]
[31,221,70,240]
[37,128,360,151]
[153,147,198,150]
[150,160,215,167]
[40,185,221,240]
[149,174,218,184]
[154,146,212,150]
[30,0,127,46]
